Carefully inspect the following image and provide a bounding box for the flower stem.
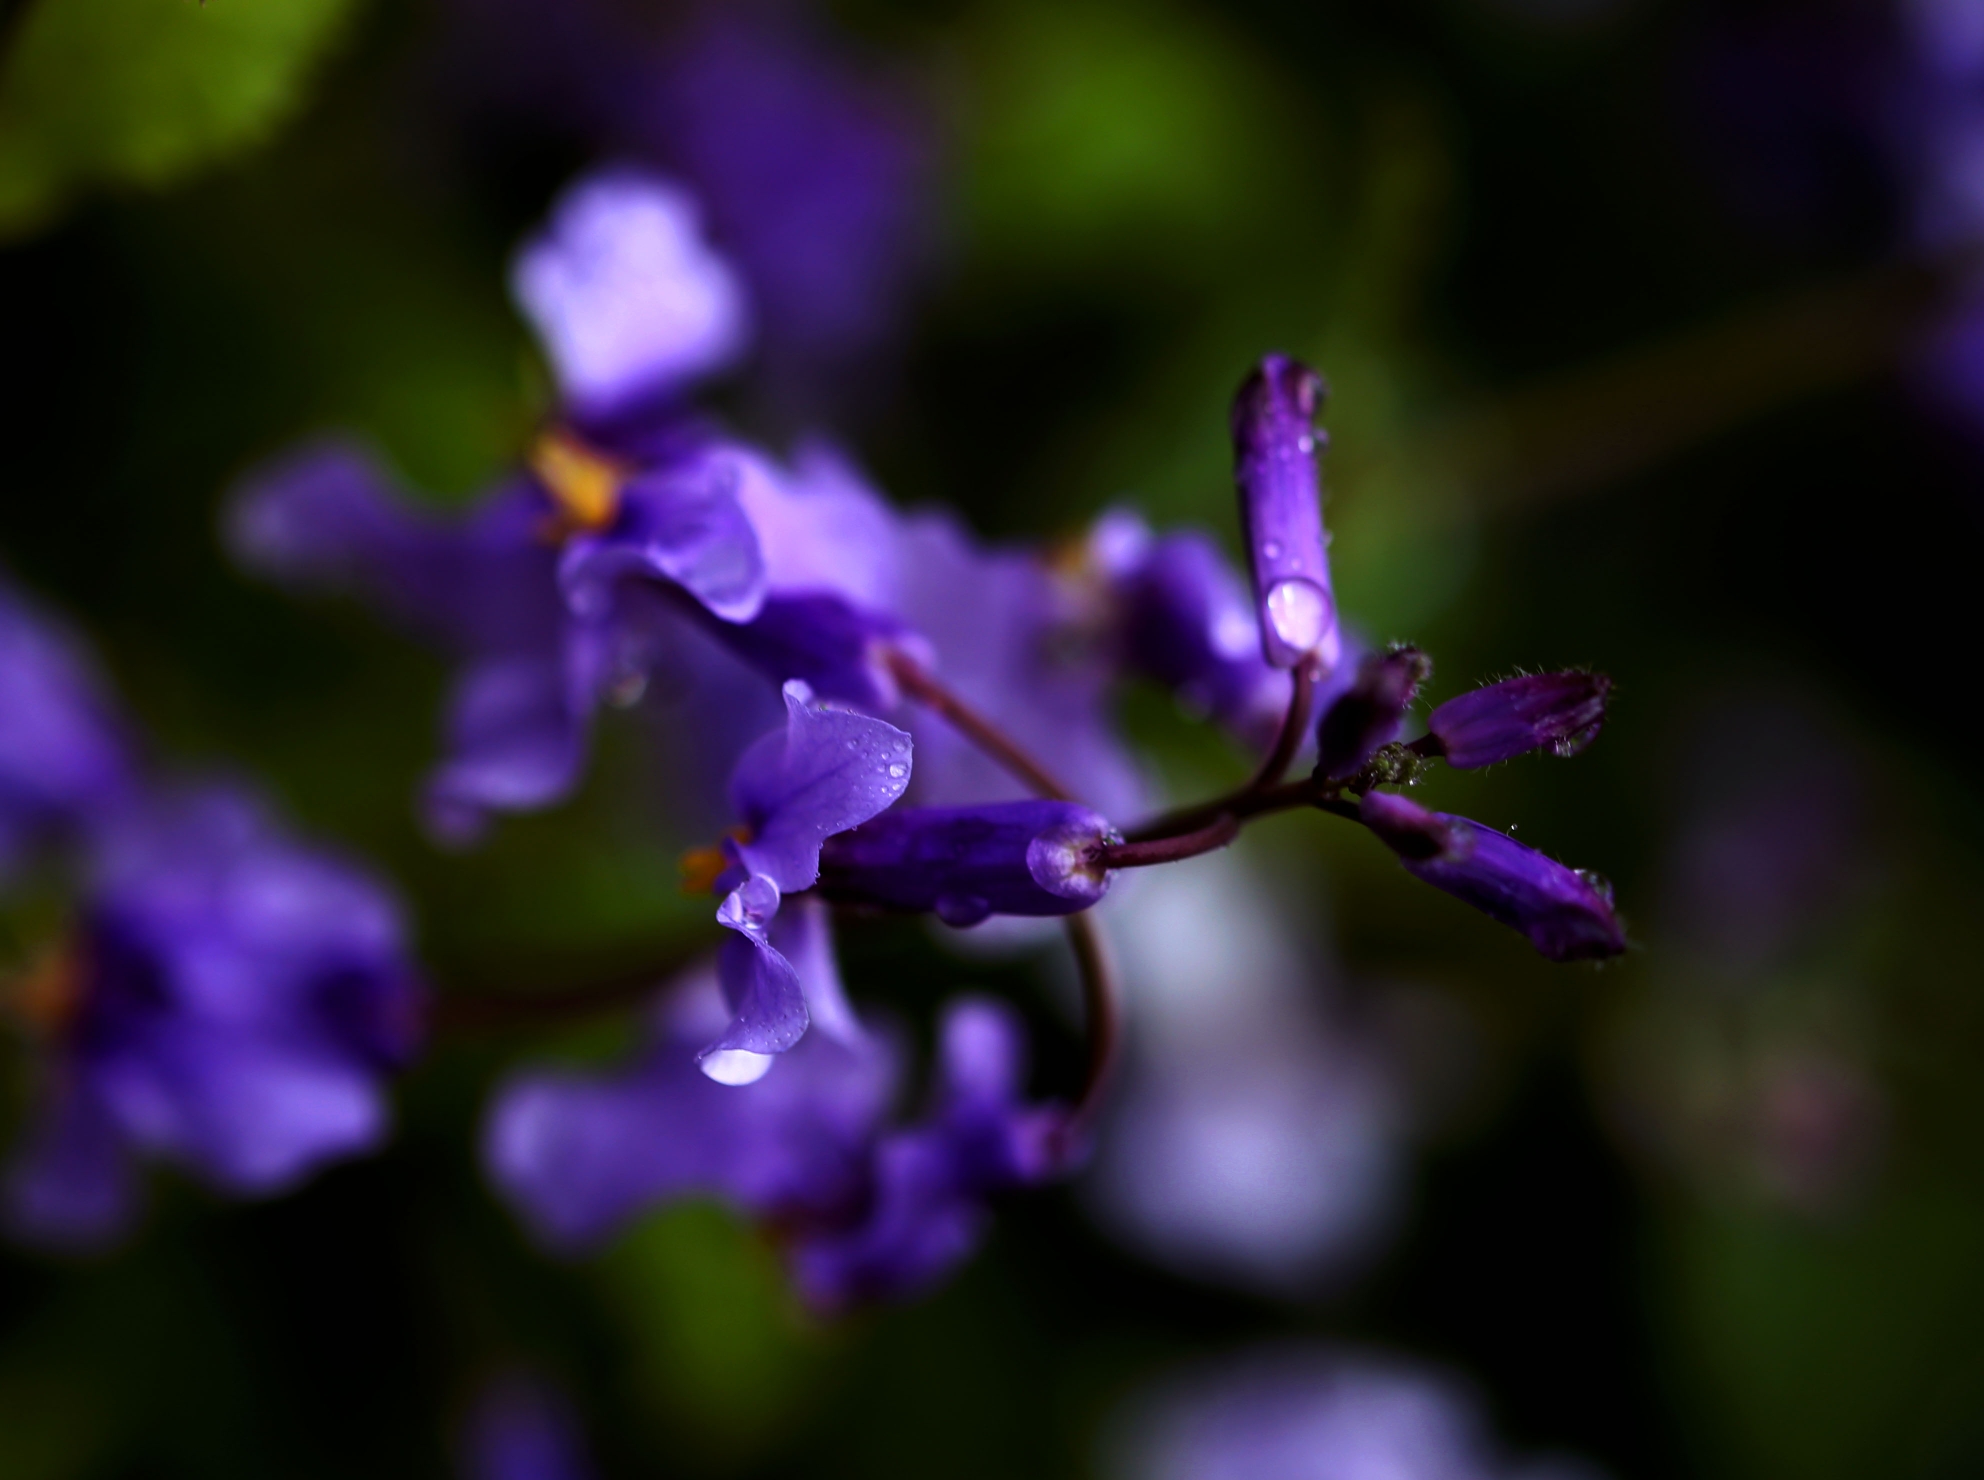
[1062,910,1121,1143]
[886,649,1076,802]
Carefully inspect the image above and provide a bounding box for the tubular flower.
[1423,671,1612,769]
[1230,355,1340,673]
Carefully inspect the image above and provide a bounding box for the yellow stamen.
[4,939,86,1037]
[529,429,626,537]
[677,825,755,897]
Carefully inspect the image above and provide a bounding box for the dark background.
[5,0,1984,1475]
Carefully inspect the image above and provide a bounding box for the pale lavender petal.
[422,653,588,846]
[511,168,749,419]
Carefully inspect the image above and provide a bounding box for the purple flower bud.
[1231,356,1340,672]
[1314,647,1430,782]
[1104,519,1292,749]
[817,800,1116,927]
[1360,792,1626,961]
[1424,671,1612,769]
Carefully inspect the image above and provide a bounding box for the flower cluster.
[4,156,1624,1304]
[0,578,424,1248]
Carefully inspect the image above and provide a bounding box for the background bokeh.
[6,0,1984,1476]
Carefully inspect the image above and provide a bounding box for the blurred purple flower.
[460,1373,597,1480]
[512,169,750,426]
[1092,510,1293,751]
[0,575,135,880]
[6,787,425,1249]
[1105,1344,1606,1480]
[430,0,935,411]
[485,966,1066,1309]
[1087,855,1408,1294]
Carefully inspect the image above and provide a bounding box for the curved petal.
[728,681,912,892]
[558,456,765,625]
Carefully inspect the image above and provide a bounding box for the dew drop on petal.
[1261,540,1283,561]
[701,1049,775,1086]
[887,763,906,779]
[1264,578,1329,655]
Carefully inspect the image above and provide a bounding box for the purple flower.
[428,0,935,410]
[1106,1344,1606,1480]
[5,788,425,1249]
[696,682,911,1072]
[230,168,785,841]
[817,799,1116,927]
[485,922,894,1252]
[1360,792,1626,962]
[1087,855,1407,1295]
[1424,672,1611,769]
[460,1374,597,1480]
[486,974,1068,1309]
[1315,647,1431,783]
[1230,356,1341,673]
[787,997,1070,1311]
[0,576,134,880]
[891,512,1147,818]
[512,170,750,426]
[1094,511,1293,749]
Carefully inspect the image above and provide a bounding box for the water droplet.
[1297,434,1315,454]
[700,1049,775,1086]
[1262,540,1283,561]
[1264,578,1329,655]
[887,763,906,779]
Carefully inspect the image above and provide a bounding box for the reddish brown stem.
[1062,910,1121,1143]
[886,650,1075,802]
[1097,812,1241,869]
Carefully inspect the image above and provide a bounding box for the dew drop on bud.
[701,1049,775,1086]
[1264,578,1329,655]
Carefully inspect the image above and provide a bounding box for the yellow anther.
[677,826,755,897]
[4,939,86,1037]
[678,845,729,897]
[529,429,626,537]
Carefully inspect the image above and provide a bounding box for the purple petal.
[0,576,134,870]
[557,448,766,625]
[228,444,566,654]
[699,593,910,709]
[512,168,749,420]
[422,652,589,845]
[786,997,1065,1310]
[1107,520,1293,750]
[727,681,912,892]
[89,1026,387,1194]
[483,968,898,1251]
[4,1079,139,1251]
[699,915,809,1063]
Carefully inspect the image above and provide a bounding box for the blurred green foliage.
[0,0,361,238]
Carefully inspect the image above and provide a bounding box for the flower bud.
[1231,356,1340,672]
[1315,647,1430,783]
[1361,792,1625,962]
[817,800,1116,927]
[1424,672,1611,769]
